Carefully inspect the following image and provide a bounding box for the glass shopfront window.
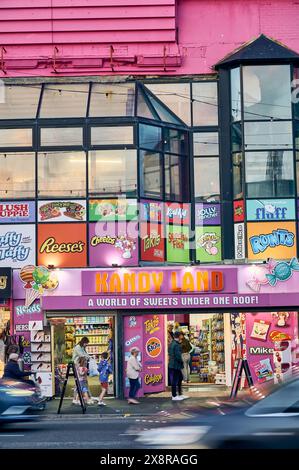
[145,83,191,125]
[40,84,89,118]
[192,81,218,126]
[91,126,134,146]
[89,83,135,117]
[40,127,83,147]
[193,132,219,156]
[231,67,241,122]
[164,128,188,155]
[0,152,35,198]
[0,85,41,119]
[245,150,294,198]
[194,157,220,202]
[88,149,137,197]
[139,124,162,151]
[243,65,292,120]
[141,150,163,199]
[233,152,243,200]
[244,121,293,150]
[0,128,32,148]
[38,151,86,197]
[231,122,242,152]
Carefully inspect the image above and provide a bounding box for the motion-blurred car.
[0,378,46,425]
[136,377,299,449]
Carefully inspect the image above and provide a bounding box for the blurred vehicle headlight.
[6,389,34,397]
[136,426,211,446]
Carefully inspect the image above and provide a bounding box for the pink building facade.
[0,0,298,76]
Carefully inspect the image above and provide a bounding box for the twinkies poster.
[0,225,35,267]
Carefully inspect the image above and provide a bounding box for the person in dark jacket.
[3,353,34,384]
[168,332,189,401]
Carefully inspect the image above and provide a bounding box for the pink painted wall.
[0,0,298,76]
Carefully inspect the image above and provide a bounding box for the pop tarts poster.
[0,225,35,267]
[0,201,35,223]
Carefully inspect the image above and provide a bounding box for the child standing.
[97,352,113,406]
[76,356,93,405]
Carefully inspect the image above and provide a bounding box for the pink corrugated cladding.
[0,0,298,77]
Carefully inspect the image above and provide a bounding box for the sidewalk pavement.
[41,386,251,420]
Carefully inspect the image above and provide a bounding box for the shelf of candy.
[211,314,225,373]
[86,345,108,355]
[65,325,75,359]
[65,316,111,325]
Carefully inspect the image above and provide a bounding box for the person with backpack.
[168,331,189,401]
[97,352,113,406]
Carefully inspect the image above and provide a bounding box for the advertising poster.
[165,202,190,225]
[0,224,35,268]
[0,268,12,299]
[166,225,190,263]
[89,199,137,222]
[89,222,138,267]
[246,199,295,222]
[195,226,222,262]
[38,223,87,268]
[245,311,298,385]
[13,301,43,370]
[234,200,244,222]
[123,315,144,397]
[143,314,165,393]
[140,200,163,223]
[234,223,245,259]
[247,221,297,260]
[195,203,221,226]
[38,200,86,222]
[140,223,164,262]
[0,201,35,223]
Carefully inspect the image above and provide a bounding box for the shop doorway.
[49,313,116,398]
[167,312,230,387]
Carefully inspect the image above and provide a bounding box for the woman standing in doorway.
[126,347,142,404]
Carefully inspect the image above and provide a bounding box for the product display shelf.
[197,319,212,382]
[211,314,225,374]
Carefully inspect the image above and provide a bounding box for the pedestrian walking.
[126,347,142,404]
[180,332,193,383]
[75,356,93,405]
[168,332,189,401]
[97,352,113,406]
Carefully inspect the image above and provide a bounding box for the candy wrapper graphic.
[197,232,219,256]
[253,358,274,383]
[245,258,298,292]
[266,257,299,287]
[20,265,59,307]
[115,234,136,259]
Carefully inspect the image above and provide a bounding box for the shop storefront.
[10,262,299,398]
